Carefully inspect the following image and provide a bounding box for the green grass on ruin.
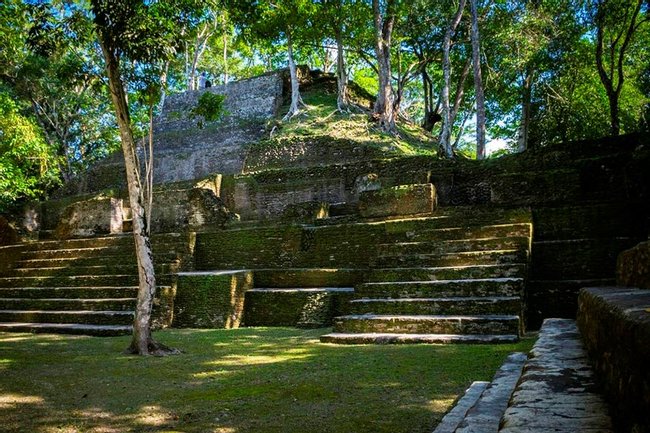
[259,90,437,157]
[0,328,533,433]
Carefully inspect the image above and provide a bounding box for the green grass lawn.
[0,328,534,433]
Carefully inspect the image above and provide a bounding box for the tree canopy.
[1,0,648,202]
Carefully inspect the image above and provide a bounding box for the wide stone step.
[449,352,528,433]
[0,274,140,288]
[499,319,613,433]
[378,237,529,256]
[320,333,519,345]
[383,207,532,232]
[244,287,354,328]
[0,286,139,299]
[15,253,179,269]
[356,278,524,299]
[26,235,133,251]
[0,297,136,311]
[21,245,134,260]
[387,223,532,243]
[252,268,364,288]
[0,322,132,336]
[0,310,134,325]
[348,296,521,316]
[333,314,520,335]
[367,264,526,282]
[375,249,527,268]
[10,264,174,277]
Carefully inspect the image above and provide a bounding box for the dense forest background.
[1,0,649,211]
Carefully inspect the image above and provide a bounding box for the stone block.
[281,201,329,222]
[54,196,123,239]
[0,216,18,246]
[617,241,650,289]
[173,270,253,328]
[358,183,436,218]
[577,287,650,433]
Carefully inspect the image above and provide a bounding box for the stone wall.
[577,287,650,433]
[173,270,253,328]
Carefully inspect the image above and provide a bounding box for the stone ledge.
[500,318,612,433]
[577,287,650,433]
[358,183,437,218]
[617,241,650,289]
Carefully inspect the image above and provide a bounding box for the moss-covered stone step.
[0,322,132,336]
[26,235,134,251]
[332,314,520,335]
[347,296,521,315]
[383,207,532,232]
[386,223,532,243]
[374,249,528,268]
[244,287,354,327]
[0,310,134,325]
[21,246,136,260]
[15,253,180,268]
[356,278,524,298]
[10,264,174,277]
[0,297,136,311]
[367,264,527,282]
[0,286,139,299]
[0,274,141,288]
[252,268,365,288]
[377,237,529,256]
[320,332,519,344]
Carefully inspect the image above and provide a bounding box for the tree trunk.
[372,0,396,133]
[517,66,533,152]
[98,44,175,356]
[158,62,169,113]
[335,25,348,111]
[450,56,472,126]
[284,31,303,119]
[440,0,467,157]
[222,14,229,85]
[469,0,486,159]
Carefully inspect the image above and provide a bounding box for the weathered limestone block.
[577,287,650,433]
[358,183,436,218]
[281,201,329,222]
[55,196,123,239]
[243,288,354,327]
[0,216,18,246]
[187,187,237,229]
[617,241,650,289]
[173,270,253,328]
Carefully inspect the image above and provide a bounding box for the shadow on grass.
[0,328,533,433]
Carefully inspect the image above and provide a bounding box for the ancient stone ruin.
[1,69,649,432]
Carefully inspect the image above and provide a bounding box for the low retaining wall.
[173,271,253,328]
[577,286,650,433]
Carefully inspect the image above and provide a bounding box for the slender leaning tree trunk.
[372,0,396,133]
[335,25,349,111]
[285,31,303,119]
[469,0,486,159]
[100,44,158,356]
[440,0,467,158]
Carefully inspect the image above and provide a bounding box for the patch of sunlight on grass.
[0,393,44,409]
[207,350,312,367]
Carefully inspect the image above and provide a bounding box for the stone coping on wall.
[577,286,650,433]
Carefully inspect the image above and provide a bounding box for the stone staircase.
[0,234,186,336]
[321,208,531,344]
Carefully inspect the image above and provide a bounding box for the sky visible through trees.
[1,0,649,209]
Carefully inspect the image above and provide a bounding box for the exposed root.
[124,338,183,357]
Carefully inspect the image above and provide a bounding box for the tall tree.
[440,0,467,157]
[593,0,648,135]
[372,0,397,132]
[230,0,316,119]
[469,0,486,159]
[90,0,197,355]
